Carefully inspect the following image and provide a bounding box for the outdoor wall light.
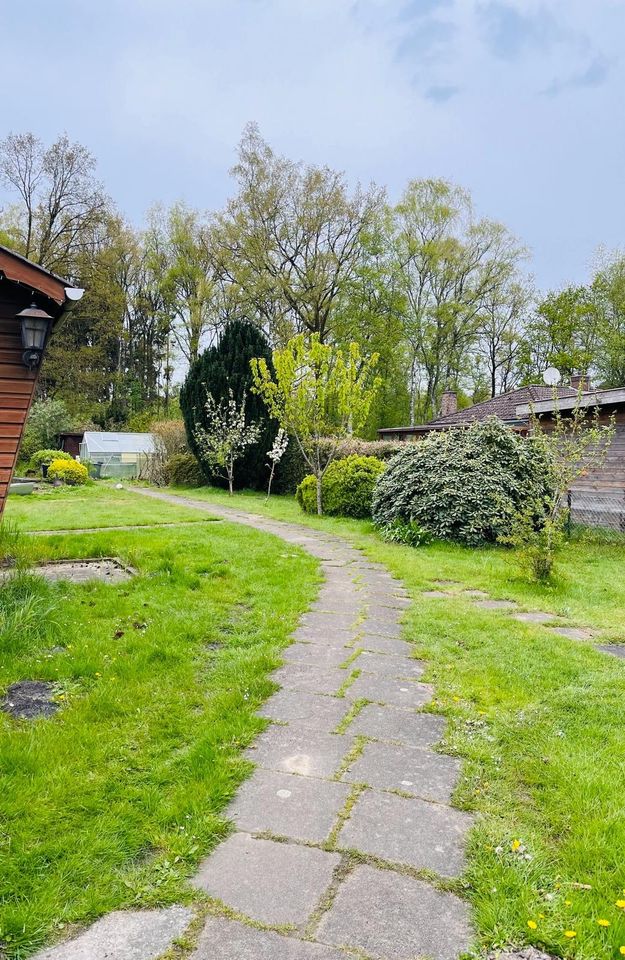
[17,302,53,369]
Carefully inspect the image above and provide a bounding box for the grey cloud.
[479,2,562,61]
[395,16,456,60]
[542,55,610,96]
[425,84,459,102]
[397,0,454,22]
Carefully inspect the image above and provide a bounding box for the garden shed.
[80,431,156,479]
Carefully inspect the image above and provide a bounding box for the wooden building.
[0,246,83,517]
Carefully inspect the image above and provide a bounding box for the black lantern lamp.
[16,302,53,369]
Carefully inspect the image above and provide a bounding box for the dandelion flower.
[617,900,625,909]
[564,931,577,939]
[597,919,610,927]
[512,839,521,851]
[95,672,101,677]
[527,920,537,930]
[619,947,625,956]
[564,900,572,906]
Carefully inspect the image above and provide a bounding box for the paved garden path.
[35,489,473,960]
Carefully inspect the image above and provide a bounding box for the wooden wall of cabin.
[540,409,625,494]
[0,284,39,516]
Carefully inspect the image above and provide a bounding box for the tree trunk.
[316,475,323,516]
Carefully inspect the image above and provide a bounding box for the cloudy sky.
[2,0,623,289]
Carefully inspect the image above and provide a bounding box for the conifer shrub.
[164,453,205,487]
[297,455,385,518]
[372,418,554,546]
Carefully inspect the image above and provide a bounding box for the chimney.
[440,389,458,418]
[571,372,592,392]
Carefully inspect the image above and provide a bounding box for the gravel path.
[35,490,473,960]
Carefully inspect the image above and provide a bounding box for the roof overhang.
[516,388,625,418]
[0,245,83,319]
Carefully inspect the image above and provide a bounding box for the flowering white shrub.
[266,428,289,499]
[194,390,261,494]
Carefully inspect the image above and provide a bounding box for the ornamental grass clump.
[371,418,554,547]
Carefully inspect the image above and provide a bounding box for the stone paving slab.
[347,704,446,747]
[272,664,345,695]
[283,643,351,669]
[356,650,425,679]
[358,635,412,656]
[32,907,193,960]
[301,612,359,631]
[257,690,350,729]
[192,917,346,959]
[549,625,593,641]
[193,833,340,926]
[317,864,472,960]
[228,769,351,843]
[422,590,452,598]
[346,674,434,709]
[596,643,625,659]
[512,611,558,624]
[247,725,353,778]
[359,618,403,638]
[338,790,471,877]
[293,626,359,646]
[475,599,517,610]
[342,740,460,804]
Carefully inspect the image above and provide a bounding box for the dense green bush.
[297,455,385,518]
[274,438,400,495]
[47,459,89,485]
[165,453,205,487]
[28,449,73,473]
[19,398,73,462]
[180,320,276,490]
[371,418,554,546]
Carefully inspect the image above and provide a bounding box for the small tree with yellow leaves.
[251,334,380,514]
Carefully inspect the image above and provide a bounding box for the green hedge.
[165,453,205,487]
[297,455,385,518]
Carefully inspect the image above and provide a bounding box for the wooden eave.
[0,245,68,308]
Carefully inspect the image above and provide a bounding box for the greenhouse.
[79,432,157,479]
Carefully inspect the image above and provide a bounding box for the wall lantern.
[16,302,53,369]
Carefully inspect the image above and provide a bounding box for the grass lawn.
[0,494,319,957]
[165,484,625,960]
[4,481,210,532]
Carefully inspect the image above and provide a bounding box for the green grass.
[0,500,319,957]
[165,484,625,960]
[4,482,210,532]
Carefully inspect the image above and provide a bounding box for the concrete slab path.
[34,489,473,960]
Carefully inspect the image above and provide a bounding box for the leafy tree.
[517,286,598,384]
[20,398,73,461]
[194,391,261,495]
[180,320,275,490]
[251,334,380,514]
[390,179,526,422]
[591,253,625,387]
[212,124,384,344]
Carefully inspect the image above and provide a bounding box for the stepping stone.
[32,907,193,960]
[342,741,460,804]
[192,917,346,959]
[512,611,558,624]
[359,635,412,656]
[2,680,58,720]
[271,665,344,696]
[422,590,450,598]
[228,769,350,843]
[257,690,349,729]
[475,599,517,610]
[337,790,471,877]
[345,674,433,709]
[347,704,446,747]
[247,726,353,778]
[596,643,625,659]
[192,833,340,926]
[359,619,403,638]
[462,589,489,598]
[316,864,472,960]
[283,644,350,670]
[433,579,461,587]
[549,626,593,641]
[356,651,425,679]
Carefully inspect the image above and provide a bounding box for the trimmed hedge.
[48,458,89,485]
[297,455,385,518]
[165,453,205,487]
[372,418,554,546]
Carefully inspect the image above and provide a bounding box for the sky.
[2,0,624,290]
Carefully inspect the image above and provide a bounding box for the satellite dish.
[543,367,561,386]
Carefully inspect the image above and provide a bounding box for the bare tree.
[0,132,110,273]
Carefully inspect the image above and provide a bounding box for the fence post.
[566,490,572,538]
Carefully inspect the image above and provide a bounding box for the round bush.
[29,449,73,472]
[297,455,385,518]
[371,418,554,546]
[165,453,205,487]
[47,458,89,486]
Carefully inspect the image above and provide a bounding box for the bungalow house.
[378,377,624,529]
